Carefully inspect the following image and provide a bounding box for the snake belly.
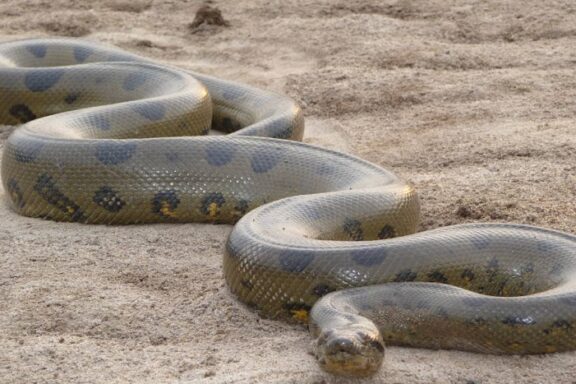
[1,38,576,377]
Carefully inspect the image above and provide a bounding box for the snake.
[1,38,576,377]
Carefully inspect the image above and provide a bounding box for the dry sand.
[1,0,575,383]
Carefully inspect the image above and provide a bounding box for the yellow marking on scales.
[160,201,177,217]
[208,202,219,217]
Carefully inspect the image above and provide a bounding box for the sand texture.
[0,0,575,383]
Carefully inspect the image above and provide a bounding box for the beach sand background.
[0,0,575,383]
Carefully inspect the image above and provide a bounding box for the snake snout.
[315,328,385,377]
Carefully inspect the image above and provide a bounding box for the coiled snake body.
[1,38,576,377]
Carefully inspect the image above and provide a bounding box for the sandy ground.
[0,0,575,383]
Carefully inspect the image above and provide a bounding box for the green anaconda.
[1,38,575,377]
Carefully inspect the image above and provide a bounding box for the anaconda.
[1,38,575,377]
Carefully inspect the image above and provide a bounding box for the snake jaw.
[314,327,385,377]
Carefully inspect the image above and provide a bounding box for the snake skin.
[1,38,575,377]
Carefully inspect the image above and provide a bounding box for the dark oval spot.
[123,72,147,91]
[26,44,47,58]
[64,93,80,104]
[461,269,475,281]
[205,142,236,166]
[95,142,137,165]
[11,139,44,163]
[250,148,282,173]
[351,248,386,267]
[73,46,94,63]
[87,114,111,131]
[278,250,314,273]
[470,236,491,250]
[222,88,246,101]
[25,69,65,92]
[6,179,25,209]
[131,101,166,121]
[232,199,250,222]
[461,297,490,307]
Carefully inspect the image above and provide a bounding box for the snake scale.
[1,38,576,377]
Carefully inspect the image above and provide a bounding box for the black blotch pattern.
[201,192,226,216]
[278,250,314,273]
[351,248,386,267]
[6,179,25,208]
[95,142,137,165]
[502,316,536,326]
[232,199,249,222]
[312,284,334,297]
[152,190,180,217]
[343,218,363,241]
[394,269,417,282]
[220,117,240,133]
[9,104,37,123]
[377,224,396,239]
[552,319,572,329]
[131,101,166,121]
[241,279,254,290]
[33,174,85,222]
[93,186,126,212]
[12,139,44,163]
[521,263,535,274]
[205,142,236,166]
[73,46,94,63]
[26,44,47,58]
[461,269,475,281]
[25,69,65,92]
[486,258,499,275]
[250,149,282,173]
[427,270,449,284]
[64,93,80,104]
[123,72,147,91]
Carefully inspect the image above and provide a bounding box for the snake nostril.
[327,338,355,354]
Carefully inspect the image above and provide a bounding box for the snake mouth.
[314,329,385,377]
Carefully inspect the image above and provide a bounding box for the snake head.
[313,326,385,377]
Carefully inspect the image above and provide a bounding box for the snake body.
[1,38,576,377]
